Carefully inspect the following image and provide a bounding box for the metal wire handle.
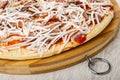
[86,56,111,75]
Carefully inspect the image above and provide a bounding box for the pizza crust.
[0,11,114,60]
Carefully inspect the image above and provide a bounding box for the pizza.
[0,0,114,60]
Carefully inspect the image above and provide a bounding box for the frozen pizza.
[0,0,114,60]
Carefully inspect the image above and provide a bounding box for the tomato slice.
[72,33,86,44]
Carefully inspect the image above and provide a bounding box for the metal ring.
[86,57,111,75]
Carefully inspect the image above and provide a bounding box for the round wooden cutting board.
[0,0,120,75]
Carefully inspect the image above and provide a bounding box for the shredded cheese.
[0,0,113,56]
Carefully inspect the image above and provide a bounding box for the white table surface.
[0,0,120,80]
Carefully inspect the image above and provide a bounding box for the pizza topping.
[0,0,113,55]
[71,32,86,44]
[0,1,8,9]
[83,12,89,20]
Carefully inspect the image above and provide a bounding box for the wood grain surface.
[0,0,119,75]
